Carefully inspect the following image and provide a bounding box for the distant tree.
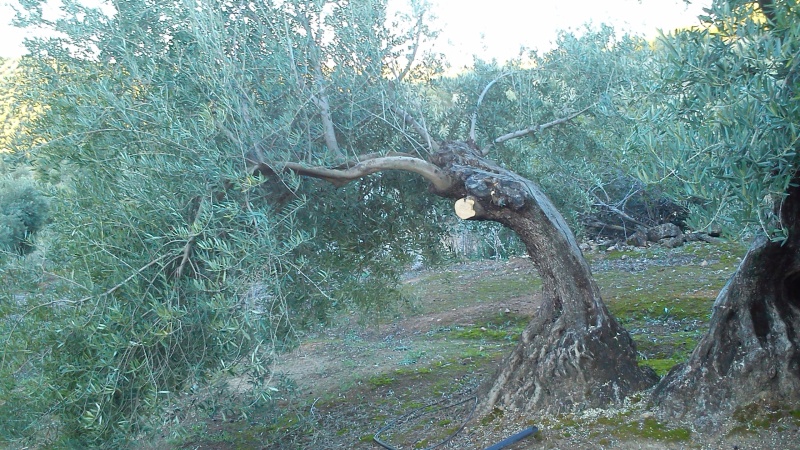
[0,60,49,257]
[0,173,48,255]
[635,0,800,428]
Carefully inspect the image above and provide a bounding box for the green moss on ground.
[449,312,529,342]
[611,417,691,442]
[729,403,800,434]
[638,358,680,377]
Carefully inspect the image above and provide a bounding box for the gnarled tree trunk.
[652,180,800,429]
[274,140,658,415]
[430,142,659,415]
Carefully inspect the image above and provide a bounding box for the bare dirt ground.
[175,244,800,450]
[275,296,540,400]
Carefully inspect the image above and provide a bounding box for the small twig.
[591,194,648,228]
[175,236,195,279]
[79,254,170,304]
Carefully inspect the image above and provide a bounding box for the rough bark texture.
[430,142,659,415]
[653,179,800,429]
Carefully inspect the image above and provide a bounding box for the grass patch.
[602,248,640,260]
[638,358,680,377]
[178,410,313,449]
[469,277,541,302]
[401,269,540,314]
[367,374,396,388]
[634,330,700,374]
[449,313,529,342]
[612,418,691,442]
[609,293,714,324]
[590,242,748,377]
[729,402,800,434]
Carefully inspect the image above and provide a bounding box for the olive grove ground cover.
[164,240,800,449]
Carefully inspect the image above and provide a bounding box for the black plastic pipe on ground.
[483,426,538,450]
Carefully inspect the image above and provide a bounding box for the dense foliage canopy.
[3,0,447,445]
[636,0,800,238]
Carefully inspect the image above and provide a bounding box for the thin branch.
[470,72,510,145]
[365,106,431,155]
[289,10,343,158]
[175,236,194,279]
[81,254,170,304]
[494,105,592,144]
[277,155,454,192]
[591,197,648,228]
[390,105,438,152]
[1,254,169,370]
[395,14,425,83]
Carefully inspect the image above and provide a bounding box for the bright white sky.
[423,0,712,68]
[0,0,711,61]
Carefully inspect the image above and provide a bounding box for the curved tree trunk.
[430,142,658,415]
[276,140,658,415]
[652,180,800,429]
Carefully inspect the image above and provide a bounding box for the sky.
[0,0,712,61]
[424,0,712,68]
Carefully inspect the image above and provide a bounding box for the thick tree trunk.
[652,180,800,429]
[430,142,658,415]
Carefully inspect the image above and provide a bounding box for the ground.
[158,241,800,449]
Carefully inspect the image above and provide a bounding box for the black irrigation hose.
[372,393,539,450]
[373,395,478,450]
[483,426,538,450]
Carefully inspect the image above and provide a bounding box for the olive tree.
[5,0,443,445]
[634,0,800,428]
[5,0,666,444]
[255,28,661,417]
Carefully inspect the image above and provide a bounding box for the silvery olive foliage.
[3,0,442,446]
[635,0,800,239]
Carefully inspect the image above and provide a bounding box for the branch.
[310,57,342,158]
[390,105,438,152]
[470,72,510,145]
[291,10,343,158]
[494,105,592,144]
[591,198,648,228]
[278,155,454,192]
[332,151,415,169]
[395,14,425,83]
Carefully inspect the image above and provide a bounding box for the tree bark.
[652,179,800,429]
[429,142,658,415]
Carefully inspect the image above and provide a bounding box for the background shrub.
[0,174,48,255]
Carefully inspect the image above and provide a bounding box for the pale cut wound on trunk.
[454,196,484,219]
